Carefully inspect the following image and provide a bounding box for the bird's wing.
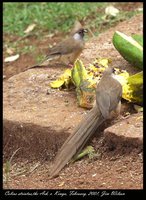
[47,37,84,56]
[96,77,122,119]
[96,91,110,119]
[109,85,122,111]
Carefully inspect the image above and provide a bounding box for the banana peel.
[71,59,88,87]
[50,69,72,88]
[50,58,143,107]
[72,59,143,107]
[114,71,143,104]
[71,60,97,108]
[71,58,114,108]
[127,71,143,104]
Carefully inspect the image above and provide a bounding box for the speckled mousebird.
[49,66,122,178]
[27,21,87,69]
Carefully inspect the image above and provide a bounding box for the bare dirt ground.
[3,6,143,190]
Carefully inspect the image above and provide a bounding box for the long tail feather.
[50,105,104,178]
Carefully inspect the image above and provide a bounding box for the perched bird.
[27,21,87,69]
[50,67,122,178]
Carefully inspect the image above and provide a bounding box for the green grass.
[3,148,21,187]
[3,2,106,36]
[3,2,142,37]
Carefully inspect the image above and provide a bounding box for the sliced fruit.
[113,31,143,69]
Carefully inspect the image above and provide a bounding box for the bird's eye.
[112,68,116,73]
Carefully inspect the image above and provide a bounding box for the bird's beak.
[83,28,88,33]
[113,68,116,74]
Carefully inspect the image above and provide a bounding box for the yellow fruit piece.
[50,69,71,88]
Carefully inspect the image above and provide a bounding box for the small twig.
[26,162,41,175]
[9,148,21,163]
[12,169,28,177]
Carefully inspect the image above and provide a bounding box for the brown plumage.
[38,32,86,66]
[50,67,122,178]
[26,22,87,70]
